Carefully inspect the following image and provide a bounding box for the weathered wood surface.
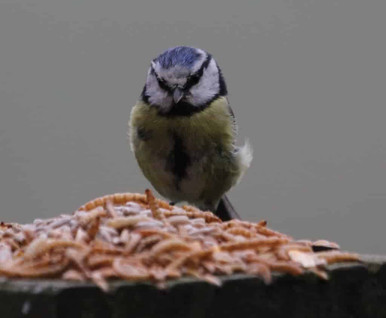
[0,255,385,318]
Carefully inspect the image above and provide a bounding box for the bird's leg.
[215,195,241,221]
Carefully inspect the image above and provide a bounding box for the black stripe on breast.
[165,133,191,189]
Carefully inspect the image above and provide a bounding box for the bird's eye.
[185,73,201,90]
[191,74,200,82]
[154,73,172,93]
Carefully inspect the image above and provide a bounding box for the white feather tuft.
[236,139,253,184]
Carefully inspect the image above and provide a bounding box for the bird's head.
[141,46,227,115]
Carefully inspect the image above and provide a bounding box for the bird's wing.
[224,98,238,149]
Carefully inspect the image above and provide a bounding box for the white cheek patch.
[188,59,220,106]
[145,72,173,111]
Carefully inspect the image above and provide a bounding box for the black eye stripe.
[151,66,173,93]
[150,54,212,93]
[184,54,212,90]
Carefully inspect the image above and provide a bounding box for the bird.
[129,46,252,220]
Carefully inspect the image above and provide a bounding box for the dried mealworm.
[105,200,119,218]
[0,189,360,291]
[24,238,84,260]
[315,251,361,264]
[75,207,107,226]
[288,250,327,268]
[87,254,115,268]
[0,243,13,262]
[255,225,292,239]
[135,235,163,253]
[122,232,141,253]
[145,189,165,220]
[150,239,192,257]
[62,269,86,281]
[91,271,109,292]
[87,217,101,241]
[79,193,148,212]
[166,215,191,226]
[0,258,69,278]
[165,246,217,273]
[267,260,304,276]
[246,262,272,284]
[226,227,255,238]
[106,216,154,229]
[220,237,289,252]
[276,244,313,261]
[113,258,150,280]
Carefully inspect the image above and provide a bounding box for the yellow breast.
[129,96,235,156]
[128,97,238,206]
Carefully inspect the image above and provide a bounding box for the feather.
[235,140,253,184]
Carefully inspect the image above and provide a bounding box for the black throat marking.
[165,132,191,190]
[161,99,214,117]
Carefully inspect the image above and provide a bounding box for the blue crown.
[155,46,202,69]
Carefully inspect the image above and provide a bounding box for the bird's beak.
[173,88,184,104]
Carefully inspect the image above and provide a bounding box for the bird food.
[0,190,360,291]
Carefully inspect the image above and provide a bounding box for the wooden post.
[0,255,385,318]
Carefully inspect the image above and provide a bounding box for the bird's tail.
[215,194,241,221]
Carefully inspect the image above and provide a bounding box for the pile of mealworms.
[0,189,360,291]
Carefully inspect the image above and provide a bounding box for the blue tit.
[129,46,252,219]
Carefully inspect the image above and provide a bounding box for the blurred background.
[1,0,385,254]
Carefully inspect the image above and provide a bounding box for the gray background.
[1,0,385,254]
